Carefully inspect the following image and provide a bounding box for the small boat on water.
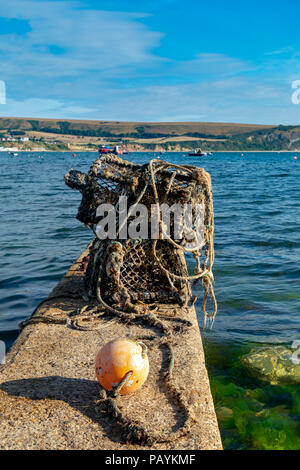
[99,145,128,156]
[188,148,208,157]
[188,153,208,157]
[99,145,112,154]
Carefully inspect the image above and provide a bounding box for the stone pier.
[0,248,222,450]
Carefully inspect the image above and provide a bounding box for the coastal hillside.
[0,117,272,136]
[0,117,300,151]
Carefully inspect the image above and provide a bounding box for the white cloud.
[176,53,255,76]
[0,0,300,123]
[1,97,97,118]
[0,0,164,81]
[61,78,294,124]
[265,46,295,56]
[1,76,299,124]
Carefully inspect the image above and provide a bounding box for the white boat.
[188,148,209,157]
[188,151,208,157]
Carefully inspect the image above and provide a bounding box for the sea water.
[0,151,299,449]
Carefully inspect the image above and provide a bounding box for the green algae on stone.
[204,339,300,450]
[249,406,300,450]
[210,375,300,450]
[241,346,300,385]
[215,406,234,427]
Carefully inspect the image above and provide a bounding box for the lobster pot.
[65,154,213,312]
[85,237,190,309]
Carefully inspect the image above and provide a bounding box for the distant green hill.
[0,117,300,150]
[0,117,273,137]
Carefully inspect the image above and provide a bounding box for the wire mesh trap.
[64,154,217,324]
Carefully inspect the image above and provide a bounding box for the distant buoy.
[293,156,297,160]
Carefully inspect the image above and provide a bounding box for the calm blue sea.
[0,151,299,449]
[1,151,299,346]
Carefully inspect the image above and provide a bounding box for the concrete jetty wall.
[0,248,222,450]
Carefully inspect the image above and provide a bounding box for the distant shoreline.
[1,149,299,153]
[1,117,300,152]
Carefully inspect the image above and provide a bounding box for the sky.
[1,0,300,124]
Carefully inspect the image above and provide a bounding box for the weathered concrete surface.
[0,249,222,450]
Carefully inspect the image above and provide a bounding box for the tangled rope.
[147,158,217,323]
[87,315,196,446]
[96,335,195,446]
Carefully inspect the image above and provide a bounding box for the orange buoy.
[73,153,76,157]
[95,338,149,395]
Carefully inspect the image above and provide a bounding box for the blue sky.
[1,0,300,123]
